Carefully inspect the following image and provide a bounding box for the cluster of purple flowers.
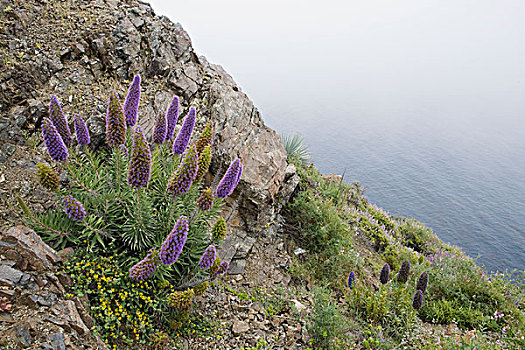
[218,261,229,275]
[41,118,69,162]
[397,260,411,283]
[127,126,152,189]
[106,90,127,147]
[172,107,196,155]
[123,75,141,127]
[348,271,355,289]
[129,248,159,281]
[152,110,167,144]
[166,96,179,140]
[416,272,429,294]
[48,95,72,146]
[380,263,390,284]
[61,194,86,221]
[73,114,90,145]
[196,145,211,182]
[412,290,424,309]
[166,144,199,200]
[195,121,214,155]
[197,188,214,212]
[159,216,189,265]
[199,245,216,270]
[216,158,242,198]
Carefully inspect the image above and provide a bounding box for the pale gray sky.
[147,0,525,117]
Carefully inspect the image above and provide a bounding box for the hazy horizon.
[147,0,525,271]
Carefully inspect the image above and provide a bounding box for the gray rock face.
[0,0,296,235]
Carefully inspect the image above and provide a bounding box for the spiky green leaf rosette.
[41,118,69,162]
[36,162,60,191]
[49,95,72,146]
[416,272,429,294]
[198,245,216,270]
[212,217,227,241]
[159,216,189,265]
[397,260,411,283]
[196,145,211,183]
[380,263,390,284]
[129,248,159,281]
[413,289,424,309]
[195,121,214,155]
[123,75,141,127]
[166,95,179,140]
[61,195,86,222]
[152,110,167,144]
[166,144,199,200]
[73,113,90,145]
[127,126,152,189]
[197,187,214,212]
[106,90,126,147]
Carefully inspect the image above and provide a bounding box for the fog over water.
[148,0,525,272]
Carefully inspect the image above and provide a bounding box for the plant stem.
[136,188,143,228]
[84,146,101,180]
[63,161,95,194]
[115,147,121,194]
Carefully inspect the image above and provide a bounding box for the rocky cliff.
[0,0,297,239]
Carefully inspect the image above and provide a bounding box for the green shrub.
[281,133,310,165]
[309,286,349,349]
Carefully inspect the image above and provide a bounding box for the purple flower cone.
[160,216,189,265]
[172,107,196,155]
[166,144,199,200]
[127,126,152,189]
[152,110,167,144]
[199,245,216,270]
[166,96,179,140]
[48,95,72,146]
[61,194,86,221]
[41,118,69,162]
[216,158,242,198]
[129,248,159,281]
[106,90,126,147]
[73,114,90,145]
[124,75,141,127]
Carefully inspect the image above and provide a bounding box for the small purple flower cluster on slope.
[216,158,242,198]
[160,216,189,265]
[129,248,159,281]
[61,195,86,221]
[152,110,167,144]
[48,95,72,146]
[197,188,214,211]
[218,261,229,275]
[124,75,141,127]
[166,96,179,140]
[348,271,355,289]
[199,245,216,270]
[380,263,390,284]
[106,91,126,147]
[413,290,424,309]
[127,126,152,189]
[73,114,90,145]
[397,260,411,283]
[417,272,429,294]
[172,107,196,155]
[41,118,69,162]
[166,144,199,200]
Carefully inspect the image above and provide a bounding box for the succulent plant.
[380,263,390,284]
[41,118,69,162]
[48,95,72,146]
[123,75,141,127]
[36,162,60,191]
[159,216,189,265]
[127,126,152,189]
[172,107,196,155]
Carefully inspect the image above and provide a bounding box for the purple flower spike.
[230,165,243,195]
[218,261,229,275]
[106,90,126,147]
[41,118,69,162]
[160,216,189,265]
[199,245,216,270]
[417,272,429,294]
[152,110,167,144]
[197,187,214,212]
[166,144,199,200]
[380,263,390,284]
[172,107,196,155]
[61,194,86,221]
[348,271,355,289]
[119,145,129,160]
[73,114,90,145]
[124,75,141,127]
[129,248,159,281]
[166,96,179,140]
[127,126,152,189]
[216,158,241,198]
[49,95,72,146]
[413,290,424,309]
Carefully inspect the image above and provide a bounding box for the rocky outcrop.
[0,226,107,349]
[0,0,297,234]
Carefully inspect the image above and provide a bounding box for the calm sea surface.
[258,96,525,273]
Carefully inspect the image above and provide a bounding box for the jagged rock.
[46,332,66,350]
[0,265,24,286]
[232,320,250,335]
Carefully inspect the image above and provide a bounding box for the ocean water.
[258,95,525,273]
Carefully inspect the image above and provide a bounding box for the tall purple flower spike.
[73,114,90,145]
[166,144,199,200]
[41,118,68,162]
[48,95,72,146]
[166,96,179,140]
[159,216,189,265]
[152,110,167,144]
[124,75,141,127]
[172,107,196,155]
[61,194,86,221]
[129,248,159,281]
[127,126,152,189]
[199,245,216,270]
[216,158,241,198]
[106,90,126,147]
